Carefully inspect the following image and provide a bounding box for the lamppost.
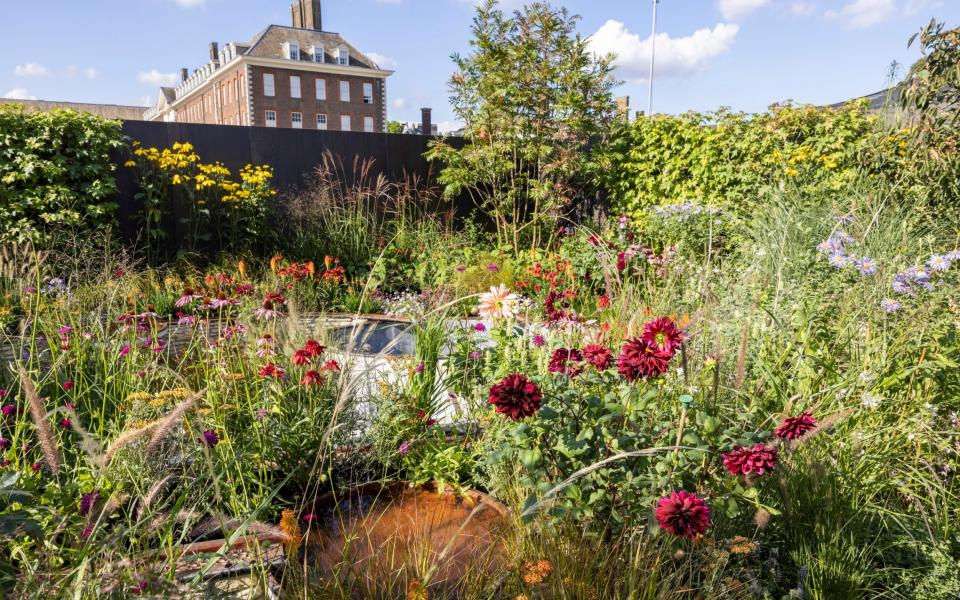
[648,0,659,116]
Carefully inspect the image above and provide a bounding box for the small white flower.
[861,393,881,410]
[858,371,875,384]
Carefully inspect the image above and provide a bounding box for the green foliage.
[386,120,405,134]
[597,102,883,224]
[427,0,619,253]
[0,105,124,245]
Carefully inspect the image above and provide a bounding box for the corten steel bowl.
[295,481,510,592]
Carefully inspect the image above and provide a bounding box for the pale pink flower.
[477,284,519,322]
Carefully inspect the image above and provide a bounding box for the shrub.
[0,105,124,245]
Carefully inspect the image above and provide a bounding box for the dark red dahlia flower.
[200,429,219,448]
[488,373,543,421]
[583,344,614,371]
[616,251,627,272]
[722,444,779,476]
[544,291,568,322]
[641,316,684,353]
[654,491,712,539]
[258,363,286,379]
[617,338,673,381]
[548,348,583,377]
[773,411,817,440]
[80,490,100,516]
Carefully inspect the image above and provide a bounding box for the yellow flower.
[279,509,302,556]
[124,160,137,168]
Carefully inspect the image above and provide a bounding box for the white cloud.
[173,0,206,6]
[64,66,98,79]
[14,63,48,77]
[377,0,403,3]
[790,1,817,15]
[393,97,408,110]
[904,0,942,15]
[3,88,37,100]
[717,0,770,20]
[138,69,178,86]
[825,0,896,29]
[435,120,464,134]
[365,52,398,69]
[588,20,739,83]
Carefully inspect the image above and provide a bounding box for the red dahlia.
[582,344,614,371]
[641,316,684,353]
[548,348,583,377]
[722,444,779,476]
[617,338,673,381]
[488,373,543,421]
[654,491,712,539]
[774,411,817,440]
[259,363,286,379]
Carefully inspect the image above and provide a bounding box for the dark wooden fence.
[113,120,468,245]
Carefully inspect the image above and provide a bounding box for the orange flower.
[324,255,334,270]
[270,255,283,273]
[279,509,302,556]
[237,260,247,279]
[306,261,316,275]
[407,580,429,600]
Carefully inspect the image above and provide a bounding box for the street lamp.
[648,0,659,116]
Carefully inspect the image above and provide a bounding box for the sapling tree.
[427,0,618,254]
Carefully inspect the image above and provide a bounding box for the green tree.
[386,120,405,134]
[427,0,618,253]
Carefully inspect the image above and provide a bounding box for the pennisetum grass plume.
[19,365,61,474]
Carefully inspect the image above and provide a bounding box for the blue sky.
[2,1,957,131]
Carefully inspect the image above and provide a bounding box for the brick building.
[144,0,392,132]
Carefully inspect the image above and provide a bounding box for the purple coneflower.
[175,288,203,308]
[398,440,412,456]
[255,299,278,320]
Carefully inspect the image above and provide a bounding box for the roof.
[0,98,147,120]
[244,24,381,69]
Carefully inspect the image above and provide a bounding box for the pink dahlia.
[582,344,614,371]
[641,317,684,353]
[617,338,673,381]
[548,348,583,377]
[488,373,543,421]
[722,444,779,476]
[774,411,817,441]
[654,491,712,539]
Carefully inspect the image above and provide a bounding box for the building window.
[364,116,374,132]
[263,73,275,97]
[286,41,300,61]
[292,112,303,129]
[362,83,373,104]
[337,47,349,66]
[315,78,326,100]
[290,76,301,99]
[340,115,351,131]
[265,110,277,127]
[317,113,327,130]
[339,81,350,102]
[312,46,324,63]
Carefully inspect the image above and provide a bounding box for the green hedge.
[0,104,125,244]
[595,101,894,222]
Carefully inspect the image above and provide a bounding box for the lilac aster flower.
[486,264,499,272]
[928,254,951,272]
[855,257,877,275]
[469,351,482,360]
[880,298,902,313]
[398,440,411,456]
[828,252,848,268]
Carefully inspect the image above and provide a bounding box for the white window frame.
[265,110,277,127]
[337,47,349,66]
[317,113,327,130]
[286,41,300,61]
[312,46,324,63]
[339,80,350,102]
[362,83,373,104]
[263,73,275,97]
[290,75,301,99]
[291,112,303,129]
[340,115,351,131]
[363,116,374,132]
[315,78,326,100]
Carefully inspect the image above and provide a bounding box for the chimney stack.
[291,0,322,30]
[180,68,189,83]
[209,42,220,64]
[421,108,432,136]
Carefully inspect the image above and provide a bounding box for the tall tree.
[427,0,618,252]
